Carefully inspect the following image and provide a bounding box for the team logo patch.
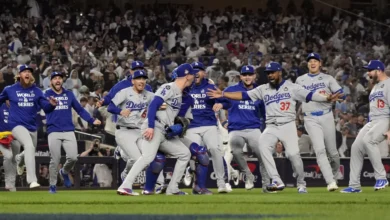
[284,87,288,91]
[143,95,147,100]
[166,85,171,90]
[319,77,322,80]
[381,84,384,88]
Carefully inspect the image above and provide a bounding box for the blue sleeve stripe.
[333,88,343,94]
[147,96,164,128]
[306,92,313,103]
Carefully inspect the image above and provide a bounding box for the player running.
[0,65,58,188]
[341,60,390,193]
[108,70,156,192]
[45,72,101,193]
[207,62,342,193]
[117,63,196,196]
[295,53,342,192]
[213,65,272,193]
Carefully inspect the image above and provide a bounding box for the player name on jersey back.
[369,78,390,121]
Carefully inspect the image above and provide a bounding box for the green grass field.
[0,187,388,220]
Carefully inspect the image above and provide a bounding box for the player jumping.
[45,72,101,193]
[0,65,58,188]
[296,53,342,192]
[341,60,390,193]
[207,62,342,193]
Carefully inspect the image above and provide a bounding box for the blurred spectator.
[297,126,313,156]
[273,142,285,158]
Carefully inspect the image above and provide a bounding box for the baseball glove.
[165,116,190,139]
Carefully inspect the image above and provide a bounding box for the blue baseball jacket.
[0,103,10,132]
[0,83,56,131]
[102,76,153,106]
[221,81,265,132]
[188,78,219,128]
[44,88,95,134]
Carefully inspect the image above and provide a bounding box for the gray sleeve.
[247,86,263,101]
[292,84,312,102]
[147,91,155,104]
[111,89,127,106]
[155,84,174,101]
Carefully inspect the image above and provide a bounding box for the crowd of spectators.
[0,0,389,159]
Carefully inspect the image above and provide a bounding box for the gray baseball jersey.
[112,87,155,128]
[144,82,184,131]
[296,73,341,113]
[348,78,390,188]
[247,81,311,124]
[368,78,390,121]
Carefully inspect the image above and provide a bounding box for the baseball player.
[0,64,58,188]
[98,61,152,108]
[117,63,196,196]
[107,70,156,189]
[0,101,20,191]
[295,53,342,191]
[341,60,389,193]
[213,65,271,193]
[97,60,152,180]
[141,67,214,195]
[207,62,342,193]
[44,72,101,193]
[180,62,230,193]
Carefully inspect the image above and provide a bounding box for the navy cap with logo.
[240,65,255,74]
[176,63,198,77]
[191,62,205,71]
[264,62,282,73]
[18,64,33,73]
[363,60,385,71]
[50,72,63,80]
[307,52,321,61]
[131,61,144,70]
[132,70,148,79]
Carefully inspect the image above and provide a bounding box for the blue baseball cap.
[264,62,282,73]
[176,63,198,77]
[50,72,63,80]
[307,52,321,61]
[18,64,33,73]
[131,61,144,70]
[132,70,148,79]
[191,62,205,71]
[240,65,255,74]
[363,60,385,71]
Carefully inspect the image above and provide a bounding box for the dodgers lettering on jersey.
[247,80,310,125]
[189,78,218,128]
[296,73,342,113]
[222,81,263,132]
[44,88,94,134]
[368,78,390,121]
[112,87,154,128]
[150,82,183,130]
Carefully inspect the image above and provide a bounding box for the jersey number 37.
[280,101,290,111]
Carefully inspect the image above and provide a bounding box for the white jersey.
[247,81,311,125]
[144,82,191,131]
[111,87,154,128]
[296,73,341,113]
[368,78,390,121]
